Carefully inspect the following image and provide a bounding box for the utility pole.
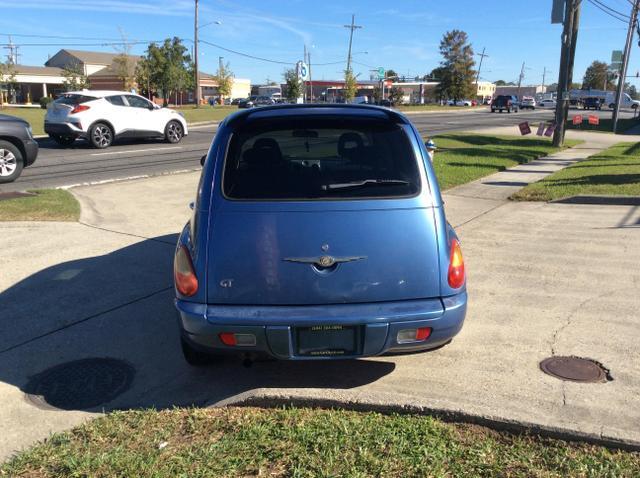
[303,45,307,103]
[553,0,581,147]
[542,67,548,91]
[307,49,313,102]
[475,47,489,85]
[194,0,200,108]
[517,62,526,100]
[344,14,362,72]
[612,0,639,133]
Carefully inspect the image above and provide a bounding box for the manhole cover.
[540,356,610,383]
[0,191,37,201]
[24,358,135,410]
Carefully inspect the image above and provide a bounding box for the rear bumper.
[44,121,83,137]
[176,293,467,360]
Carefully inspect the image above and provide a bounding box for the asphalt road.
[1,107,635,193]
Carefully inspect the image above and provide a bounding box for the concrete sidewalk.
[1,134,640,460]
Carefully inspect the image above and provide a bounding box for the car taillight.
[447,239,465,289]
[174,245,198,296]
[70,104,90,114]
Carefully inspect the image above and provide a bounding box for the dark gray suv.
[0,114,39,184]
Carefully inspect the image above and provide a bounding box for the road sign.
[572,115,583,125]
[296,61,309,81]
[588,115,600,126]
[611,50,623,70]
[518,122,531,135]
[377,67,385,80]
[551,0,566,24]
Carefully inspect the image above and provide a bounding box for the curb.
[223,394,640,452]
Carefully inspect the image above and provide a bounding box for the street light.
[194,0,222,107]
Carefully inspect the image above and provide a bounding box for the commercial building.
[476,81,496,101]
[494,85,547,99]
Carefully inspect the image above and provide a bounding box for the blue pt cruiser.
[174,104,467,364]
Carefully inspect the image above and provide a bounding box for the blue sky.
[1,0,639,88]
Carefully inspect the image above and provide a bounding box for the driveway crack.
[78,221,176,245]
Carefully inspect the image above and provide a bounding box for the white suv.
[44,91,188,148]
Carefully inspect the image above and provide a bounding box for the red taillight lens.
[219,333,237,346]
[174,245,198,296]
[447,239,465,289]
[70,104,90,114]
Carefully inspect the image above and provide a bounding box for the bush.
[39,97,53,109]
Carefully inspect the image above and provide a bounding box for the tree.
[582,61,614,90]
[388,86,404,105]
[283,68,303,102]
[136,37,192,106]
[62,61,90,91]
[385,69,398,80]
[436,30,476,101]
[135,56,153,99]
[215,61,234,102]
[343,69,357,102]
[628,84,639,100]
[0,60,18,105]
[372,85,382,103]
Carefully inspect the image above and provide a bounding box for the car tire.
[507,108,511,113]
[491,108,495,113]
[0,140,23,184]
[181,336,220,367]
[165,120,184,144]
[89,122,113,149]
[50,134,76,147]
[609,103,615,109]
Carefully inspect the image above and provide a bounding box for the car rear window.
[54,94,95,105]
[223,117,421,200]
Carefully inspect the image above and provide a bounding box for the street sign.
[377,67,385,80]
[611,50,623,70]
[572,115,583,125]
[588,115,599,125]
[551,0,566,24]
[519,122,531,135]
[296,61,309,81]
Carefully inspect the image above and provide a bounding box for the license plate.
[296,325,359,357]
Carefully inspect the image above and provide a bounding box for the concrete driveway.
[1,141,640,460]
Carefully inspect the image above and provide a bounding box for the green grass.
[0,189,80,221]
[173,105,237,124]
[398,104,484,113]
[566,116,638,134]
[0,107,46,135]
[429,133,580,190]
[2,407,638,477]
[512,142,640,201]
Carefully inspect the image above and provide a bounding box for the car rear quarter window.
[106,95,126,106]
[223,117,421,200]
[53,94,96,105]
[125,95,152,109]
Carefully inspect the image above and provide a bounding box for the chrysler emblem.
[283,254,366,268]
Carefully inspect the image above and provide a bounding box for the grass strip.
[566,116,638,134]
[512,142,640,201]
[429,133,580,190]
[2,407,639,477]
[0,189,80,222]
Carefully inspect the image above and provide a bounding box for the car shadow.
[0,234,396,413]
[36,136,170,150]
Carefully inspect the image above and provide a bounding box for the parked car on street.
[538,99,557,108]
[44,91,188,149]
[175,103,467,364]
[0,114,39,184]
[447,99,472,106]
[520,97,536,110]
[491,95,519,113]
[582,97,602,110]
[238,95,276,109]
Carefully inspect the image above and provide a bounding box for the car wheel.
[491,108,495,113]
[609,103,615,109]
[181,337,220,367]
[0,141,23,184]
[89,122,113,149]
[50,134,76,147]
[507,108,511,113]
[165,120,184,144]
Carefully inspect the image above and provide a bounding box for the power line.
[3,33,151,41]
[587,0,629,22]
[198,38,294,65]
[591,0,630,17]
[1,41,157,47]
